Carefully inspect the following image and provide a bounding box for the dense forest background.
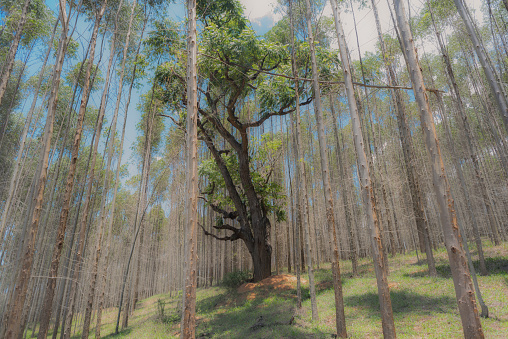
[0,0,507,338]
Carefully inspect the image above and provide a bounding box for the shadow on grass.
[71,327,133,338]
[195,291,330,338]
[345,290,456,317]
[197,292,231,313]
[405,257,508,278]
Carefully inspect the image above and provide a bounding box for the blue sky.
[19,0,483,188]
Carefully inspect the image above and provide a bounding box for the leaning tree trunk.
[0,0,31,108]
[304,0,346,336]
[393,1,484,337]
[288,0,318,321]
[453,0,508,132]
[329,0,396,337]
[1,2,69,337]
[96,2,141,337]
[81,4,122,337]
[428,3,496,266]
[0,18,58,241]
[371,0,437,276]
[37,2,108,337]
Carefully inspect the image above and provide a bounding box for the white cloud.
[238,0,484,55]
[239,0,281,22]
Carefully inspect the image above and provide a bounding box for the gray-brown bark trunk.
[305,0,346,335]
[393,1,484,337]
[330,1,396,337]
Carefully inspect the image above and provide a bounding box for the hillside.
[59,244,507,338]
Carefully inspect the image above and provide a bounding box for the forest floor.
[60,242,508,338]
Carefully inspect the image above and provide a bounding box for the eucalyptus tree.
[329,0,396,336]
[369,0,436,276]
[181,0,198,336]
[0,0,31,107]
[287,0,318,321]
[36,0,110,336]
[0,0,72,336]
[393,0,484,337]
[453,0,508,132]
[115,85,165,332]
[302,0,348,335]
[154,0,314,282]
[96,1,148,337]
[415,0,493,273]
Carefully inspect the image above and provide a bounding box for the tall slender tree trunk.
[96,3,142,337]
[288,0,318,320]
[453,0,508,132]
[1,2,70,337]
[329,1,396,337]
[304,0,346,336]
[0,18,58,241]
[426,9,488,274]
[329,97,358,276]
[372,0,437,276]
[0,0,31,107]
[37,2,108,337]
[80,2,123,335]
[181,0,198,335]
[115,84,156,334]
[393,1,484,337]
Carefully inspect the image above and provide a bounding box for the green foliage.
[409,0,457,38]
[197,0,246,33]
[199,133,286,222]
[65,60,104,91]
[144,19,182,62]
[0,0,54,48]
[221,270,251,289]
[53,37,79,59]
[156,298,181,324]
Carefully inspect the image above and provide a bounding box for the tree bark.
[96,3,142,337]
[304,0,346,336]
[453,0,508,132]
[393,1,484,337]
[0,18,58,242]
[330,1,396,337]
[1,2,69,337]
[373,0,437,276]
[288,0,318,320]
[0,0,31,108]
[329,97,358,276]
[37,2,108,337]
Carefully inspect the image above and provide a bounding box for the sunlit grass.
[36,242,508,338]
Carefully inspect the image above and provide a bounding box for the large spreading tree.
[151,0,322,281]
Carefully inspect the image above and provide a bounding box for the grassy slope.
[52,243,508,338]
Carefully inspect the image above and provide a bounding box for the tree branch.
[199,224,241,242]
[199,52,445,93]
[244,96,313,129]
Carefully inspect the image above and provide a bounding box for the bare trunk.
[0,0,31,107]
[373,0,437,276]
[453,0,508,132]
[1,2,69,337]
[37,3,107,337]
[304,0,346,335]
[288,0,318,319]
[393,1,484,337]
[329,98,358,276]
[330,1,396,336]
[0,19,58,241]
[96,5,141,338]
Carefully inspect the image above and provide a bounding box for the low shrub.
[221,270,251,289]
